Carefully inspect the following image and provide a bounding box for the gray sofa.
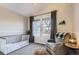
[46,32,71,55]
[0,35,29,54]
[46,43,68,55]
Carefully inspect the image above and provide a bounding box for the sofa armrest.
[46,46,55,55]
[0,38,6,50]
[22,35,29,41]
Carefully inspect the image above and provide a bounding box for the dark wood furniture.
[65,43,79,55]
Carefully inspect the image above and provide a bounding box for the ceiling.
[0,3,48,16]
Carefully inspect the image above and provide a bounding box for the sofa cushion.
[3,35,22,44]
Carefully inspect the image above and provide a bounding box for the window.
[42,17,51,34]
[32,17,51,37]
[33,20,40,36]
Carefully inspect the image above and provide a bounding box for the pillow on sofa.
[4,35,22,44]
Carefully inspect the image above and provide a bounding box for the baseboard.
[33,42,46,45]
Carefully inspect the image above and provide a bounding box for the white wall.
[0,3,73,37]
[73,4,79,44]
[0,6,28,36]
[33,3,73,33]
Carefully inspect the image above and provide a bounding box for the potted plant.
[26,30,30,35]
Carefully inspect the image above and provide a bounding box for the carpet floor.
[4,43,46,55]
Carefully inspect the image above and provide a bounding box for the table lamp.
[68,38,77,46]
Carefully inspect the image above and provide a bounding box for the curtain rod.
[34,12,51,17]
[31,10,57,17]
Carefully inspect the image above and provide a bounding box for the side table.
[65,43,79,55]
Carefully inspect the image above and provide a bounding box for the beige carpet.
[6,43,46,55]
